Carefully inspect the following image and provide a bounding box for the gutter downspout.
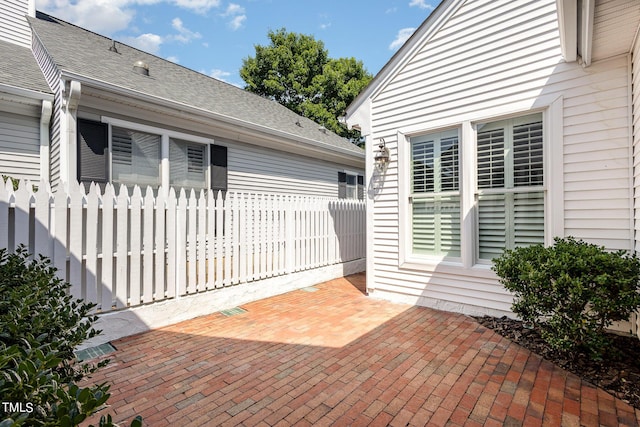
[579,0,595,67]
[39,100,52,182]
[61,80,81,185]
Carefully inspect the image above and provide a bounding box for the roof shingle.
[29,12,363,156]
[0,39,51,95]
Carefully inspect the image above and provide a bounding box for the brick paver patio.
[84,273,640,426]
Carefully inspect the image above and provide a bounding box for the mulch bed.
[474,316,640,409]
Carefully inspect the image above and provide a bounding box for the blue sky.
[36,0,442,87]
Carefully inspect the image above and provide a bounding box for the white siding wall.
[0,0,32,47]
[367,0,634,315]
[225,139,358,197]
[0,111,40,181]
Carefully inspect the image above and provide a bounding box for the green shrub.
[0,247,141,427]
[492,237,640,358]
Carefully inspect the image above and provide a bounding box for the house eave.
[60,71,364,165]
[0,82,53,105]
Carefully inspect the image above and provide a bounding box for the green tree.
[241,28,372,141]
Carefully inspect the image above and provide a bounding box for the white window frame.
[397,97,564,275]
[474,113,545,264]
[101,117,214,190]
[409,128,461,260]
[339,169,365,200]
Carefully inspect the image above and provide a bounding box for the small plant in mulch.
[482,236,640,408]
[492,236,640,359]
[0,246,142,427]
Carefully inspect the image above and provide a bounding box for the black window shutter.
[357,175,364,200]
[77,119,108,185]
[210,144,228,191]
[338,172,347,199]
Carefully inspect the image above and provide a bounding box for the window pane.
[413,195,460,257]
[410,130,460,258]
[513,120,543,187]
[412,139,434,193]
[412,131,459,194]
[440,136,459,192]
[477,129,504,189]
[513,191,544,247]
[112,127,161,187]
[477,193,508,260]
[476,113,544,260]
[170,139,207,190]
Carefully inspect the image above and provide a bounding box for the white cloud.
[37,0,222,36]
[166,55,179,62]
[222,3,245,16]
[222,3,246,30]
[172,0,221,14]
[389,27,415,50]
[210,69,231,81]
[170,17,201,42]
[409,0,434,10]
[228,15,246,30]
[122,33,164,54]
[37,0,137,35]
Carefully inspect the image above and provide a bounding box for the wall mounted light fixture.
[374,138,390,171]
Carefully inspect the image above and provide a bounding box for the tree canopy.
[240,28,372,141]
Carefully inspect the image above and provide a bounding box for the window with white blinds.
[410,129,460,258]
[111,126,161,187]
[476,113,544,260]
[170,139,207,190]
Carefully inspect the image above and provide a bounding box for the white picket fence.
[0,179,365,314]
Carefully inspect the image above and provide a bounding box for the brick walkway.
[84,273,640,426]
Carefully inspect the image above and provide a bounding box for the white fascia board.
[60,71,364,163]
[0,83,53,104]
[344,0,463,125]
[556,0,578,62]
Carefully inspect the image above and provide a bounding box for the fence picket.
[52,185,68,283]
[101,184,115,311]
[34,181,52,259]
[129,186,142,306]
[115,184,129,308]
[223,192,232,286]
[154,189,166,300]
[176,189,188,296]
[214,191,223,288]
[143,187,155,303]
[197,190,206,290]
[14,180,31,250]
[166,188,177,298]
[0,179,10,250]
[68,182,84,301]
[85,183,99,306]
[187,189,197,294]
[206,190,214,288]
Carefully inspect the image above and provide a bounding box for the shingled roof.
[0,39,51,95]
[28,12,363,157]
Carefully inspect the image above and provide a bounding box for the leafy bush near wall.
[492,237,640,358]
[0,247,141,427]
